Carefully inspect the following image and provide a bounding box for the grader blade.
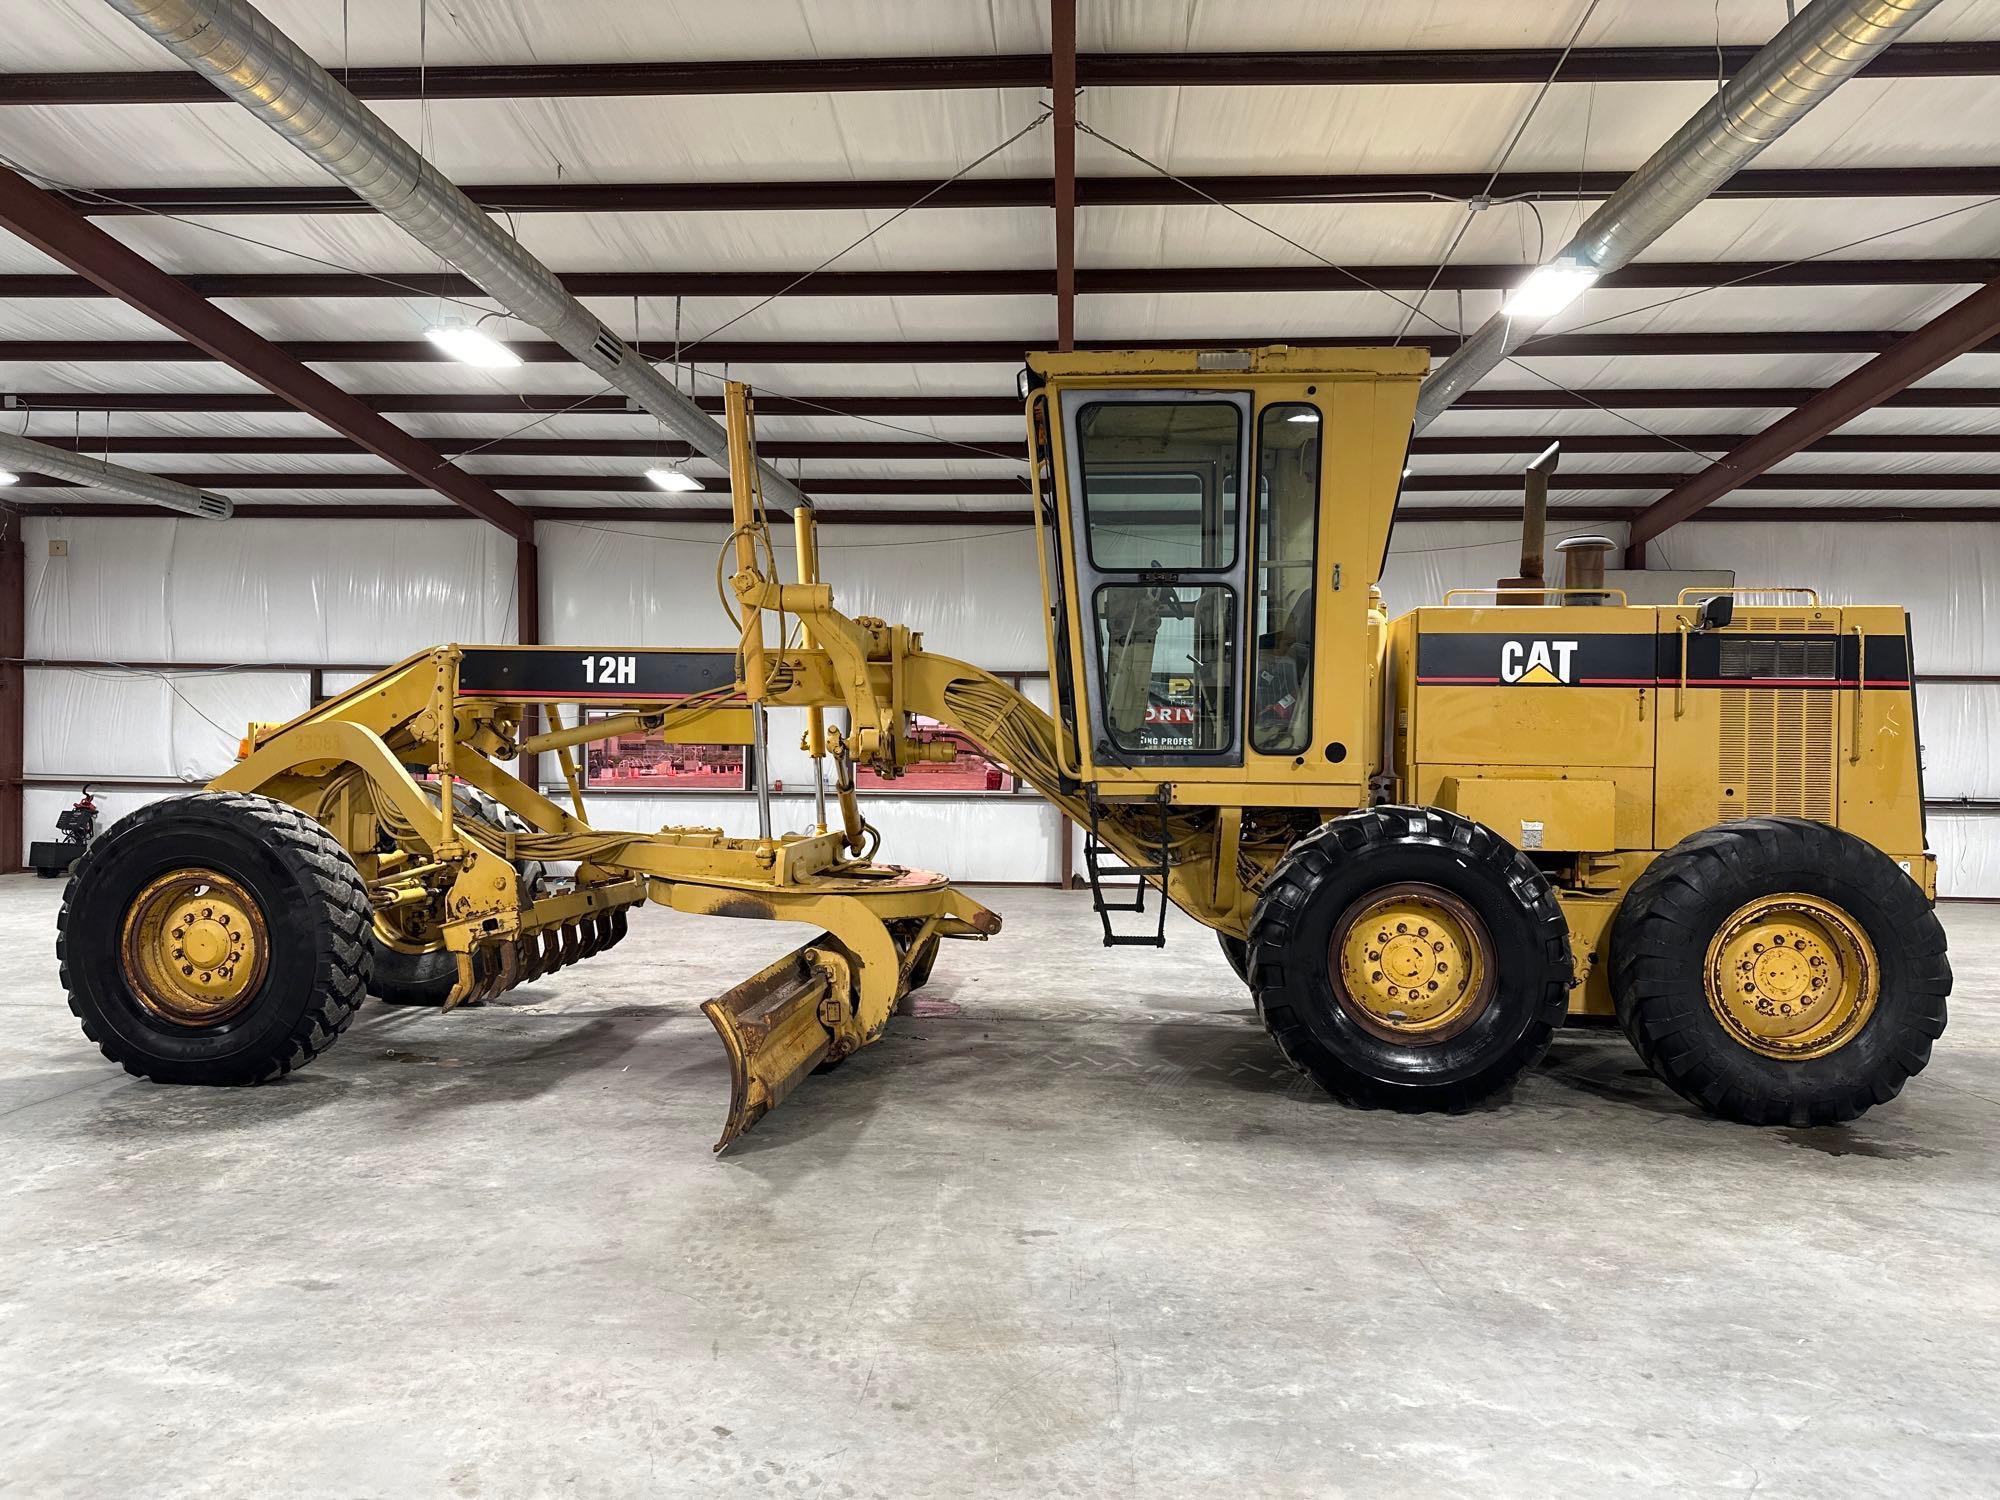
[702,937,858,1153]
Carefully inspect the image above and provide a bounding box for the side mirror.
[1697,594,1735,631]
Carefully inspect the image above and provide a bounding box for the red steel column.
[0,510,24,872]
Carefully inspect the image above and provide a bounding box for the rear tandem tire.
[369,941,459,1005]
[57,792,372,1085]
[1611,817,1949,1126]
[1218,932,1250,986]
[366,787,545,1006]
[1249,806,1571,1112]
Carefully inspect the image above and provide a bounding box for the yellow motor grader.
[57,349,1949,1146]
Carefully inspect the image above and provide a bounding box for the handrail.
[1851,624,1866,764]
[1441,586,1630,606]
[1676,585,1821,605]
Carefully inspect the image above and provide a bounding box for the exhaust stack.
[1498,441,1561,605]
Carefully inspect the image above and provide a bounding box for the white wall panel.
[1928,812,2000,900]
[1653,522,2000,673]
[572,793,1061,884]
[1914,683,2000,801]
[24,517,516,664]
[26,671,175,780]
[537,518,1046,671]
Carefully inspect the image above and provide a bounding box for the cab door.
[1056,388,1253,778]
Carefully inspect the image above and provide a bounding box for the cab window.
[1251,403,1320,755]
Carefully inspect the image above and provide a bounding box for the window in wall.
[582,711,748,791]
[1251,403,1322,755]
[1075,399,1242,755]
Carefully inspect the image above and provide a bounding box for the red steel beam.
[1051,0,1078,351]
[4,42,1994,104]
[26,432,2000,461]
[9,470,1999,495]
[53,165,2000,216]
[7,386,2000,416]
[12,501,2000,526]
[8,331,1994,364]
[1624,278,2000,565]
[8,257,1993,298]
[0,164,532,539]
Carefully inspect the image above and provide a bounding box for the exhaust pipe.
[104,0,805,512]
[1414,0,1945,430]
[1497,441,1560,605]
[0,430,231,519]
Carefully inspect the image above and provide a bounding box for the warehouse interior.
[3,2,1999,1495]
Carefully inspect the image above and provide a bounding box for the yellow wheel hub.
[1332,882,1493,1043]
[120,869,270,1027]
[1704,893,1878,1060]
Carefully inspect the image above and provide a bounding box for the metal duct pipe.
[104,0,805,512]
[1414,0,1944,431]
[0,431,231,518]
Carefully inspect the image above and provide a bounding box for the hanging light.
[644,466,704,493]
[424,315,521,368]
[1502,256,1601,318]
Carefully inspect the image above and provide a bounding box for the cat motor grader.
[57,350,1948,1146]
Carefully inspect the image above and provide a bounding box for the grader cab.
[57,348,1949,1145]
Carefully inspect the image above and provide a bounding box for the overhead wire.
[1391,0,1605,344]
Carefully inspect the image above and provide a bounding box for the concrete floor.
[2,873,1996,1499]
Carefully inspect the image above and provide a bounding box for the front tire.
[58,792,372,1084]
[1249,806,1571,1112]
[1611,817,1948,1125]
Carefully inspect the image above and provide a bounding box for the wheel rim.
[1703,893,1879,1060]
[1330,882,1494,1044]
[119,868,270,1027]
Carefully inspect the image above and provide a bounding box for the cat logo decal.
[1499,639,1580,685]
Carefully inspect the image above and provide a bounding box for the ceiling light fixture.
[424,315,521,369]
[1502,257,1601,319]
[0,469,17,486]
[1286,410,1320,424]
[645,466,704,493]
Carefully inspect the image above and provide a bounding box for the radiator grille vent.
[1740,612,1836,634]
[1719,688,1836,822]
[1718,637,1838,680]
